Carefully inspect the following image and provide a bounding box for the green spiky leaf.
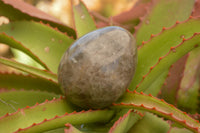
[131,0,196,97]
[136,0,195,45]
[0,21,74,73]
[0,33,48,70]
[0,72,61,94]
[138,32,200,96]
[0,57,57,83]
[73,1,96,38]
[130,18,200,95]
[0,90,59,116]
[0,96,114,133]
[113,91,200,133]
[0,0,76,37]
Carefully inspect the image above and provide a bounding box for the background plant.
[0,0,199,133]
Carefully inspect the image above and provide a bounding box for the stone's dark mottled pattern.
[58,26,137,109]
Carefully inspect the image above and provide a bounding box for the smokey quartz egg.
[58,26,137,109]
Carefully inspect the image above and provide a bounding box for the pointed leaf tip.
[72,0,96,38]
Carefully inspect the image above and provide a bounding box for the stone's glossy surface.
[58,26,137,109]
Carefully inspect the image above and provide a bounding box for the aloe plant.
[0,0,199,133]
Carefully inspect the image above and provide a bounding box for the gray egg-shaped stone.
[58,26,137,109]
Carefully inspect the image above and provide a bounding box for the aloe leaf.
[0,72,61,94]
[128,113,170,133]
[159,55,188,104]
[16,110,113,133]
[14,109,114,133]
[0,96,79,133]
[112,91,200,133]
[0,96,114,133]
[0,21,74,73]
[137,32,200,96]
[136,0,195,45]
[0,90,59,116]
[73,0,96,38]
[64,124,83,133]
[0,0,76,37]
[0,57,57,83]
[177,47,200,113]
[129,17,200,93]
[109,110,143,133]
[132,0,196,95]
[0,33,49,70]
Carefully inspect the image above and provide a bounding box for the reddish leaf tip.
[160,99,165,102]
[182,38,187,41]
[162,27,166,30]
[54,115,59,118]
[141,104,145,107]
[65,112,68,115]
[152,107,156,110]
[189,16,193,19]
[150,34,154,38]
[45,99,49,102]
[169,113,173,116]
[182,120,187,124]
[148,93,153,97]
[170,47,175,50]
[15,128,23,132]
[43,118,48,122]
[142,41,145,44]
[32,123,37,126]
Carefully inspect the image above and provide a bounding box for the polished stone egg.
[58,26,137,109]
